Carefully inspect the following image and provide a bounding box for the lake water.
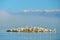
[0,12,60,40]
[0,32,57,40]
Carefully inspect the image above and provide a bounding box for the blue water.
[0,32,57,40]
[0,12,60,40]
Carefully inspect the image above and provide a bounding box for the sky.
[0,0,60,24]
[0,0,60,12]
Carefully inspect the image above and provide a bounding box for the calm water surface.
[0,32,57,40]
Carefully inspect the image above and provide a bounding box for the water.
[0,12,60,40]
[0,32,57,40]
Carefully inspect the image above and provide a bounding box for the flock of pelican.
[7,27,56,33]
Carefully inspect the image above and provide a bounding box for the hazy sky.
[0,0,60,12]
[0,0,60,25]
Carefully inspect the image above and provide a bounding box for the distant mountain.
[10,12,60,17]
[0,11,60,17]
